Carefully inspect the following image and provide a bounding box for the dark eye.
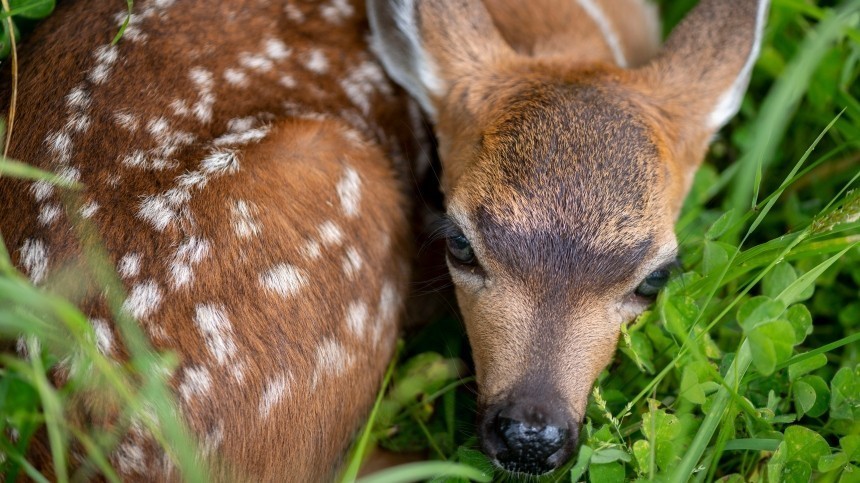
[446,234,476,265]
[635,269,670,298]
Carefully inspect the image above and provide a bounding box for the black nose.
[479,401,577,474]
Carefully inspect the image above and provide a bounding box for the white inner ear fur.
[575,0,628,68]
[368,0,445,119]
[707,0,770,130]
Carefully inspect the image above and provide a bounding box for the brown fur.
[369,0,768,471]
[0,0,424,480]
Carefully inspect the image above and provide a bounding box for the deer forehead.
[447,83,674,287]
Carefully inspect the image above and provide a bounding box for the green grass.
[1,0,860,482]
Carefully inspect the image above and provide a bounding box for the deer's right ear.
[368,0,515,121]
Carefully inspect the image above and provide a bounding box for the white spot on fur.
[21,239,48,284]
[201,150,240,174]
[88,64,111,84]
[57,166,81,184]
[122,280,162,320]
[336,166,361,217]
[115,441,146,474]
[190,67,215,123]
[66,85,91,109]
[320,0,354,24]
[378,281,398,323]
[226,117,256,133]
[138,195,176,231]
[342,246,363,279]
[179,366,212,403]
[46,131,72,163]
[318,221,343,247]
[170,99,191,117]
[121,150,177,171]
[31,180,54,202]
[118,253,142,279]
[213,127,270,146]
[114,112,140,131]
[302,240,322,260]
[311,338,353,387]
[80,200,100,219]
[90,318,113,355]
[194,304,237,365]
[66,112,91,133]
[575,0,627,67]
[373,281,400,345]
[260,264,308,298]
[170,237,211,289]
[259,374,291,418]
[285,3,305,22]
[95,45,119,65]
[201,422,224,456]
[38,203,62,226]
[240,53,274,73]
[279,75,297,88]
[303,49,329,74]
[230,200,261,239]
[339,61,392,115]
[264,38,291,60]
[346,300,368,336]
[224,68,249,87]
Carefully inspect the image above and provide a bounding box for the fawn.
[0,0,428,480]
[369,0,769,474]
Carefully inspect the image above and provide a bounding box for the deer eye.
[446,233,476,265]
[635,269,670,298]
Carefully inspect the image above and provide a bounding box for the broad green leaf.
[794,380,816,417]
[570,445,594,483]
[705,209,736,240]
[702,240,731,276]
[842,435,860,463]
[785,304,813,345]
[789,353,827,381]
[748,320,795,375]
[776,245,858,305]
[738,296,786,331]
[589,462,625,483]
[642,406,681,472]
[781,426,832,467]
[590,447,631,464]
[661,295,698,339]
[831,366,860,421]
[680,366,706,405]
[782,460,813,483]
[794,376,830,418]
[819,453,849,473]
[763,262,798,299]
[632,440,651,477]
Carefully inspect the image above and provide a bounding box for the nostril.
[497,416,567,454]
[493,412,570,474]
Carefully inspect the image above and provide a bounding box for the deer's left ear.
[636,0,770,136]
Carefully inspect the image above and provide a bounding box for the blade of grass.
[356,462,491,483]
[111,1,133,45]
[340,346,400,482]
[726,2,860,226]
[0,158,82,188]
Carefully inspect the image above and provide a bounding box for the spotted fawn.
[0,0,429,480]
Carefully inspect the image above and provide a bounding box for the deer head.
[369,0,768,474]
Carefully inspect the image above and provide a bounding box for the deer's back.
[0,0,421,480]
